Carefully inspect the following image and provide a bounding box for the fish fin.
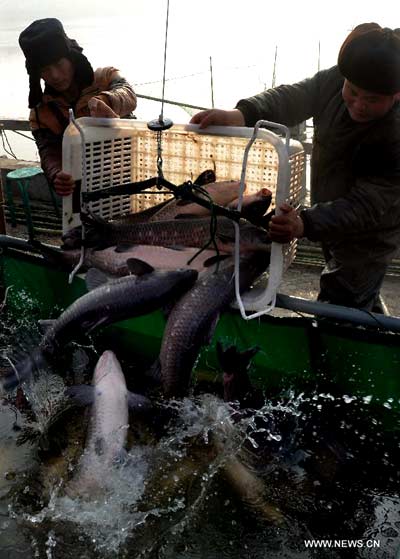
[115,243,135,253]
[85,268,110,291]
[203,254,231,268]
[174,213,201,220]
[194,169,216,186]
[127,391,153,412]
[167,245,187,251]
[65,384,94,406]
[81,210,108,227]
[38,319,55,333]
[126,258,154,276]
[83,316,110,334]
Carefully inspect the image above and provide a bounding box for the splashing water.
[21,372,68,437]
[20,395,270,555]
[37,446,151,553]
[1,293,400,559]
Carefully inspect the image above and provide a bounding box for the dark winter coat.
[236,66,400,307]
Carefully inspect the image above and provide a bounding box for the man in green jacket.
[191,23,400,312]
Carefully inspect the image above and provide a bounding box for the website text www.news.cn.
[304,540,380,549]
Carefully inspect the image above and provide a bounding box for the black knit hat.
[19,18,94,108]
[338,23,400,95]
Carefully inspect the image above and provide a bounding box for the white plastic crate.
[62,117,305,313]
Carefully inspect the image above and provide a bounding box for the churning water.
[1,295,400,558]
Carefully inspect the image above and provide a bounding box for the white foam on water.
[25,445,151,553]
[21,395,253,554]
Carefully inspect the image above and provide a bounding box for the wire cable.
[0,130,17,159]
[159,0,170,123]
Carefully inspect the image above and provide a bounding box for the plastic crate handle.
[234,120,291,320]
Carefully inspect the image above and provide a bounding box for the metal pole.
[276,293,400,333]
[209,56,215,108]
[272,46,278,88]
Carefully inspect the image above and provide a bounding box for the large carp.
[0,261,198,393]
[66,350,151,498]
[82,213,271,254]
[156,252,270,398]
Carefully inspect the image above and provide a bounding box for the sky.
[0,0,398,159]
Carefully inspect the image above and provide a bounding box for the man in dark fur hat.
[19,18,137,196]
[191,23,400,313]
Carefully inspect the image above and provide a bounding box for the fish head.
[160,268,199,293]
[92,350,125,387]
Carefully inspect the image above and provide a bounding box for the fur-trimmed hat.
[19,18,94,108]
[338,23,400,95]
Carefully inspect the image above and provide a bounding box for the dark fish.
[215,438,286,525]
[0,261,198,393]
[217,342,264,408]
[82,212,271,254]
[60,202,174,249]
[228,188,272,228]
[139,394,284,525]
[157,252,270,398]
[109,198,174,225]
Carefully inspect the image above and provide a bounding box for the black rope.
[82,176,252,274]
[185,183,221,272]
[11,129,35,142]
[3,130,18,158]
[81,177,171,202]
[82,177,242,223]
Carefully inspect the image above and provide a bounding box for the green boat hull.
[2,249,400,429]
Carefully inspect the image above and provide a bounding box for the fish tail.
[216,341,259,374]
[194,169,216,186]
